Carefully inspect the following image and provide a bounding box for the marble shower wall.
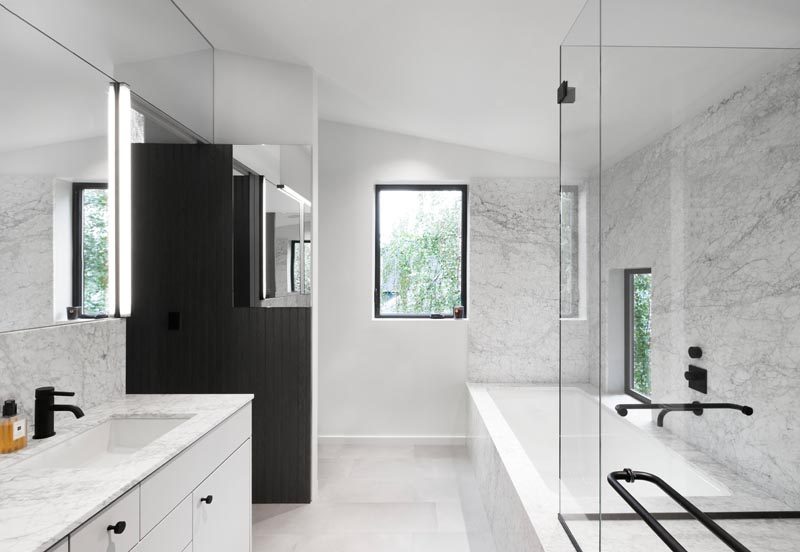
[0,319,126,425]
[468,177,568,383]
[600,55,800,507]
[0,175,53,332]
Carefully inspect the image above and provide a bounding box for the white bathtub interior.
[488,386,730,515]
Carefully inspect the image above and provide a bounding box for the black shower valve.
[688,346,702,359]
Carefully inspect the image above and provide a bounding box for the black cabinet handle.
[200,495,213,504]
[106,521,126,535]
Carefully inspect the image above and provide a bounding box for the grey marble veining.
[0,318,125,424]
[595,54,800,509]
[468,178,561,383]
[0,175,53,332]
[0,393,253,552]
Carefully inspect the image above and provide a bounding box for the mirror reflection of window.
[72,183,109,316]
[291,240,311,293]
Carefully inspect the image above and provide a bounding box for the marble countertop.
[0,394,253,552]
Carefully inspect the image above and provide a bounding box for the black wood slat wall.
[127,143,311,503]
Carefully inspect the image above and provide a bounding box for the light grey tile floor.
[253,444,497,552]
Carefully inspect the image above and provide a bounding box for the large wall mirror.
[0,0,214,333]
[0,7,113,333]
[2,0,214,142]
[233,145,312,308]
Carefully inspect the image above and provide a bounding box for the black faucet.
[32,386,85,439]
[615,401,753,427]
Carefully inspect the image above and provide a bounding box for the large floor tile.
[254,444,497,552]
[318,477,417,503]
[253,502,438,535]
[412,532,497,552]
[296,533,413,552]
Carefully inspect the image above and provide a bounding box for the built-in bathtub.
[467,384,733,552]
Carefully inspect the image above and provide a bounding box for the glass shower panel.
[599,43,800,551]
[561,1,800,550]
[559,0,601,549]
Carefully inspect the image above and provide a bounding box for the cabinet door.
[136,495,192,552]
[193,439,251,552]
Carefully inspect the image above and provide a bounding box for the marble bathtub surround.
[0,393,253,552]
[595,55,800,508]
[0,318,125,424]
[469,384,795,552]
[467,383,574,552]
[468,177,561,383]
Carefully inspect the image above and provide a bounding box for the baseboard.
[318,435,466,446]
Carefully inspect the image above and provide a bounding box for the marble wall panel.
[0,319,126,426]
[599,55,800,507]
[0,175,53,332]
[468,178,563,383]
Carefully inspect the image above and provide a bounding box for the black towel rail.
[607,469,752,552]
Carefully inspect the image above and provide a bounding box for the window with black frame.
[625,268,653,402]
[374,184,467,318]
[72,183,109,316]
[291,239,311,293]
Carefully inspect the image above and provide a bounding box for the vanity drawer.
[70,486,140,552]
[133,495,192,552]
[140,404,251,536]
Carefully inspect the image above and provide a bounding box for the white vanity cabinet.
[63,403,251,552]
[192,440,251,552]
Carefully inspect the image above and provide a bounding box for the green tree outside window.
[631,273,652,396]
[378,188,464,316]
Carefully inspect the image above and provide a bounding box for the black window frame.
[374,183,468,319]
[624,267,652,403]
[290,239,311,293]
[72,182,108,315]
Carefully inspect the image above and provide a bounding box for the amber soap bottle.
[1,399,27,453]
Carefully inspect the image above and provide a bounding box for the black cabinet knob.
[107,521,126,535]
[200,495,213,504]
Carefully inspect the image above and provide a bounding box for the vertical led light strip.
[107,82,132,317]
[117,84,132,317]
[106,83,117,317]
[261,176,267,300]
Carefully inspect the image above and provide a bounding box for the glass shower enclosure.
[559,1,800,550]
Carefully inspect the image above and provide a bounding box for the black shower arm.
[615,401,753,427]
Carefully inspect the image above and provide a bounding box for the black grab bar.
[608,469,752,552]
[615,401,753,427]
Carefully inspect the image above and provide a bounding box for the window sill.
[372,317,468,322]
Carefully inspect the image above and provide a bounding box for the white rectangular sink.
[22,417,192,470]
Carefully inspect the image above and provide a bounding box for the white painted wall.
[0,136,106,179]
[318,120,556,439]
[214,50,316,145]
[116,50,214,142]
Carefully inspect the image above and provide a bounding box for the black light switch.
[168,311,181,331]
